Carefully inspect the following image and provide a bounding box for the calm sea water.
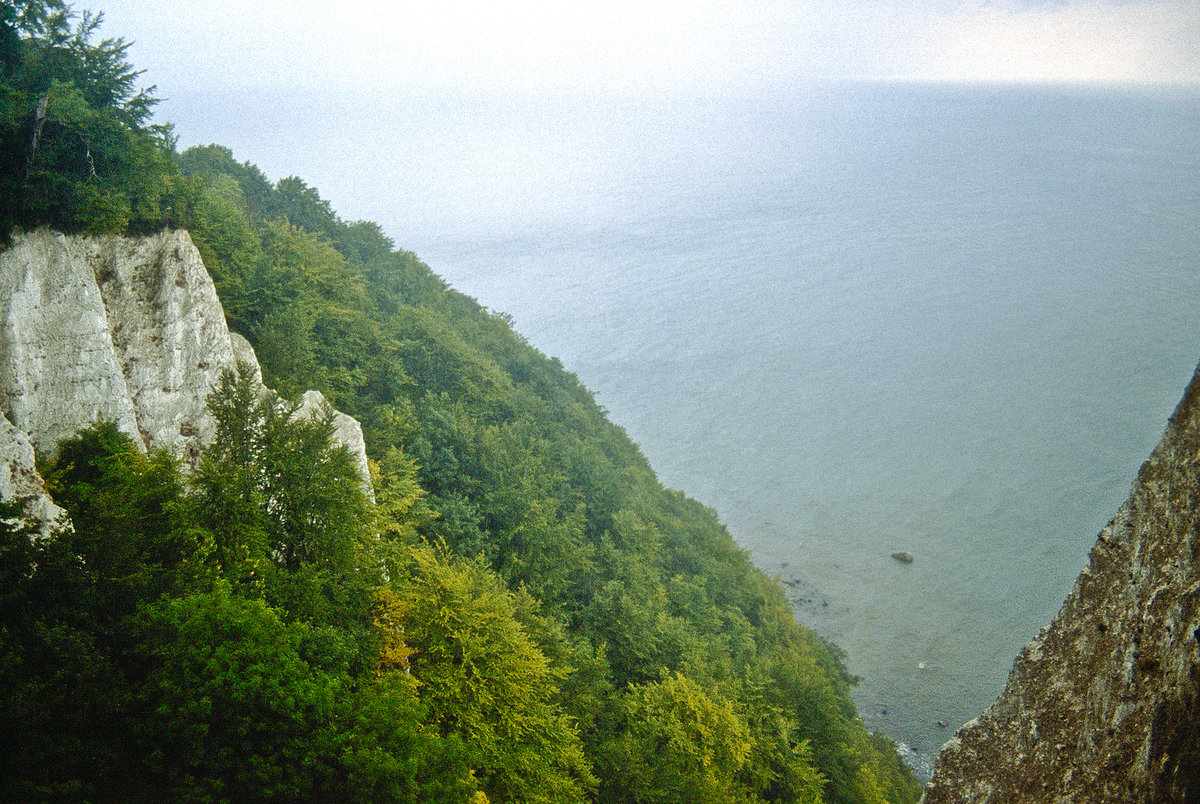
[395,84,1200,775]
[173,81,1200,775]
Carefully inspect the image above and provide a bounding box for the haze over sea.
[173,80,1200,774]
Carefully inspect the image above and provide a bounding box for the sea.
[169,80,1200,776]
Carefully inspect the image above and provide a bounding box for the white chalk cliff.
[0,229,372,526]
[0,412,64,530]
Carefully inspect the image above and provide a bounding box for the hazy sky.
[76,0,1200,246]
[92,0,1200,96]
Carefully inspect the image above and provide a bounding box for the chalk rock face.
[92,231,236,456]
[0,412,65,531]
[0,230,141,455]
[923,365,1200,803]
[229,331,263,386]
[0,230,373,519]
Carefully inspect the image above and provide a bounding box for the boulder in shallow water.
[891,550,914,564]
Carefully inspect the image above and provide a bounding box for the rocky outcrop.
[923,365,1200,803]
[94,231,237,457]
[0,230,142,456]
[0,230,373,521]
[0,412,65,531]
[230,331,264,385]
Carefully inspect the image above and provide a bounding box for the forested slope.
[0,3,919,802]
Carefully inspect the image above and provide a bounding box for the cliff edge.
[923,365,1200,802]
[0,229,372,525]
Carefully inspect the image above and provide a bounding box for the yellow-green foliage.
[612,671,758,803]
[398,544,597,803]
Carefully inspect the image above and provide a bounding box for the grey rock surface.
[0,230,140,455]
[0,411,65,532]
[93,231,236,457]
[0,230,374,521]
[922,364,1200,803]
[229,331,263,385]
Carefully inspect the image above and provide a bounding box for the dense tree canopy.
[0,5,921,802]
[0,0,183,240]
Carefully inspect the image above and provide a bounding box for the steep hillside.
[176,145,921,802]
[0,224,920,803]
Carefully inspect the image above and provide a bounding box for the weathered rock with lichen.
[0,411,65,532]
[922,365,1200,803]
[0,230,374,523]
[92,230,237,456]
[0,230,141,456]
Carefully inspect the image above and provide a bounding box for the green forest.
[0,3,920,802]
